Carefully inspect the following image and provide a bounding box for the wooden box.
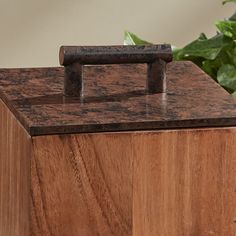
[1,46,236,235]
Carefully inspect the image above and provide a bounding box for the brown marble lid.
[0,61,236,136]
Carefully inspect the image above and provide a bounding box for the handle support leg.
[147,59,166,94]
[64,63,83,97]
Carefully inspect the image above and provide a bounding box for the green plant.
[124,1,236,96]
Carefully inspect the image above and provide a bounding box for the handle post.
[64,63,83,97]
[147,59,166,94]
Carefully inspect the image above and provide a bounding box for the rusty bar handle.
[59,45,172,97]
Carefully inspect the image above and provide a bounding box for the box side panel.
[31,133,133,236]
[0,99,31,236]
[133,128,236,236]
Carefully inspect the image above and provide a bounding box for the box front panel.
[31,133,133,236]
[31,128,236,236]
[133,128,236,236]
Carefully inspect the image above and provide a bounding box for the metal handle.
[59,45,172,97]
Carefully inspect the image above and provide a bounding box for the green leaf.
[231,91,236,97]
[172,47,181,59]
[198,33,208,40]
[174,33,204,61]
[202,60,218,79]
[222,0,236,4]
[201,43,235,79]
[174,34,232,60]
[124,31,152,45]
[217,64,236,91]
[229,11,236,21]
[228,46,236,65]
[216,20,236,38]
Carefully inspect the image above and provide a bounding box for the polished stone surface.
[0,61,236,136]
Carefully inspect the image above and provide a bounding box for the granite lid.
[0,61,236,136]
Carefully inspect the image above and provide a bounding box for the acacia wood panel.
[30,128,236,236]
[0,99,31,236]
[133,128,236,236]
[31,133,133,235]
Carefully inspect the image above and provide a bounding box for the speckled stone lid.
[0,61,236,136]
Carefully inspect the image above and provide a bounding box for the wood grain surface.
[30,128,236,236]
[31,133,133,235]
[0,99,31,236]
[133,129,236,236]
